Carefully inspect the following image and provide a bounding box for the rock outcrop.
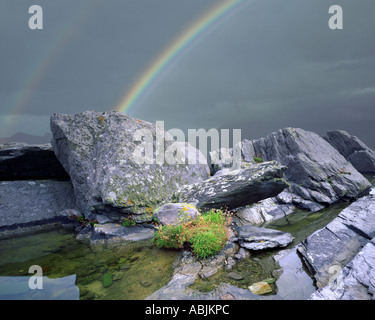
[0,143,69,180]
[172,160,289,210]
[297,195,375,288]
[323,130,375,173]
[50,111,210,221]
[239,128,371,209]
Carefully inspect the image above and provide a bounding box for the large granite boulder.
[297,195,375,288]
[241,128,371,206]
[172,160,289,210]
[50,111,210,221]
[323,130,375,173]
[0,143,69,180]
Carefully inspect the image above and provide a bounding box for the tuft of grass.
[153,209,233,260]
[122,217,136,227]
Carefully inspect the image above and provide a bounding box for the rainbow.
[116,0,247,114]
[0,1,102,137]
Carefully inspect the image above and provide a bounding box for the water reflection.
[0,275,79,300]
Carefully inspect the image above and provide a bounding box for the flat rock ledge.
[298,195,375,289]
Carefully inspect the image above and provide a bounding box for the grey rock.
[234,247,251,260]
[242,128,371,207]
[309,239,375,300]
[154,203,199,226]
[234,196,295,226]
[0,180,78,237]
[0,143,69,180]
[237,225,294,250]
[297,195,375,288]
[173,160,289,210]
[50,111,209,219]
[324,130,375,173]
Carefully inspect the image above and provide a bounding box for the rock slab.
[309,238,375,300]
[297,195,375,288]
[173,160,289,210]
[324,130,375,173]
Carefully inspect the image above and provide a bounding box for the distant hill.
[0,132,52,144]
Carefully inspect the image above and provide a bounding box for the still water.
[0,230,178,300]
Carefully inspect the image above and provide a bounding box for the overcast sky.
[1,0,374,146]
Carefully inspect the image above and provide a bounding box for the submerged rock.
[297,195,375,288]
[50,111,209,220]
[236,225,294,250]
[324,130,375,173]
[248,281,273,295]
[173,160,289,210]
[0,143,69,180]
[78,223,154,244]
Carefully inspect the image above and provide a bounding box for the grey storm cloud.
[0,0,374,146]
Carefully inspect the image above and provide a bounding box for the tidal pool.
[0,228,178,300]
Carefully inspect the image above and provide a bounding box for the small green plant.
[153,209,233,260]
[122,217,136,227]
[253,153,264,163]
[71,214,98,227]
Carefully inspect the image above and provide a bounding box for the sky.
[0,0,374,147]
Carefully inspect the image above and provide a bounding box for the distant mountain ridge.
[0,132,52,144]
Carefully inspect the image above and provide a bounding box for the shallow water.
[0,229,178,300]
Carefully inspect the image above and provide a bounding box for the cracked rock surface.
[298,195,375,288]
